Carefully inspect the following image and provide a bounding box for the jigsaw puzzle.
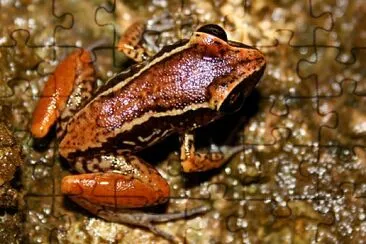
[0,0,365,243]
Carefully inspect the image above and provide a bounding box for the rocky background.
[0,0,365,243]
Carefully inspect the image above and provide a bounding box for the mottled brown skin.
[117,21,150,62]
[31,25,266,241]
[59,33,265,160]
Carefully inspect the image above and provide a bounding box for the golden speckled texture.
[0,0,365,243]
[0,123,23,242]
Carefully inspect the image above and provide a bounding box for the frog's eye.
[219,90,245,114]
[197,24,228,42]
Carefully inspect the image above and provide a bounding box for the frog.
[30,23,266,241]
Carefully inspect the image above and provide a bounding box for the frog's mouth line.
[228,40,258,50]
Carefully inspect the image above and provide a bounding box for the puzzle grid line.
[1,0,365,242]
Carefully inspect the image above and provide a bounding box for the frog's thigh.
[180,132,241,172]
[61,155,170,211]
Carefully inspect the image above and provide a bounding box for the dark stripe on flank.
[65,107,218,164]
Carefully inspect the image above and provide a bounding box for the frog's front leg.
[31,49,95,139]
[117,21,152,62]
[61,154,209,242]
[180,132,244,173]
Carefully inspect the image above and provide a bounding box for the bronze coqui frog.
[31,24,266,241]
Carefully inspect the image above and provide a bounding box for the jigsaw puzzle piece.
[91,1,122,69]
[24,160,56,196]
[234,0,332,50]
[264,198,364,243]
[318,80,366,146]
[297,46,364,99]
[212,125,319,203]
[272,0,334,49]
[0,29,44,101]
[24,194,72,242]
[0,28,61,101]
[256,0,332,50]
[242,96,288,145]
[169,198,210,243]
[256,0,336,98]
[311,145,366,204]
[224,199,321,243]
[244,96,330,146]
[51,0,101,48]
[294,143,366,243]
[170,186,244,243]
[285,200,334,243]
[225,201,266,242]
[309,0,366,65]
[313,186,366,243]
[0,1,79,48]
[258,31,318,98]
[51,0,122,74]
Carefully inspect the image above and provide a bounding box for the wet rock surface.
[0,0,365,243]
[0,123,23,243]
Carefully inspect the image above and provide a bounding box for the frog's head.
[192,24,266,113]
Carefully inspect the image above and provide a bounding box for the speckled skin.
[59,33,266,165]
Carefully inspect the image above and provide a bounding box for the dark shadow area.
[141,90,261,164]
[195,89,261,147]
[10,167,23,191]
[31,125,56,152]
[142,89,261,188]
[62,196,170,215]
[185,89,261,188]
[62,197,93,216]
[139,135,180,165]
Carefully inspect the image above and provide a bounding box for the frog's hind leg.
[61,156,171,209]
[61,154,210,241]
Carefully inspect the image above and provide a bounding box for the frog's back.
[59,39,232,158]
[59,29,266,159]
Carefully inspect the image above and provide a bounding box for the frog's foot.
[181,145,244,172]
[97,205,210,242]
[117,21,152,62]
[180,132,244,172]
